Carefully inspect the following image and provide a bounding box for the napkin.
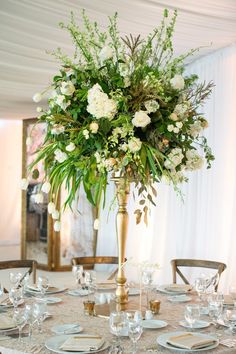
[60,335,104,351]
[165,284,192,293]
[27,285,58,292]
[0,315,15,330]
[167,333,217,350]
[0,295,11,306]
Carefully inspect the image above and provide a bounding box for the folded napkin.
[224,295,235,306]
[0,295,11,306]
[165,284,192,293]
[0,315,15,330]
[167,333,217,350]
[60,335,104,351]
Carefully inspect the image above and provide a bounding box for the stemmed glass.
[195,277,207,302]
[24,304,35,341]
[141,267,155,308]
[9,287,23,312]
[13,308,27,342]
[109,311,127,353]
[9,272,22,288]
[37,275,49,298]
[84,271,96,298]
[127,312,143,354]
[72,265,84,290]
[208,299,223,333]
[32,302,47,333]
[223,309,236,335]
[184,304,200,330]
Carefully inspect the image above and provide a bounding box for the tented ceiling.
[0,0,236,119]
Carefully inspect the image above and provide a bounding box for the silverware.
[220,338,236,348]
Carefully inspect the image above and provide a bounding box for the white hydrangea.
[41,181,51,194]
[170,74,185,90]
[60,81,75,96]
[99,46,113,62]
[164,148,184,170]
[144,100,159,113]
[128,137,142,153]
[132,111,151,128]
[188,120,203,138]
[185,150,204,170]
[66,142,75,152]
[87,84,117,120]
[51,124,65,135]
[54,149,68,163]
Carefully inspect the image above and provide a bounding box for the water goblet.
[9,272,22,288]
[9,287,23,311]
[72,265,84,289]
[109,311,127,353]
[127,312,143,354]
[223,308,236,335]
[184,304,200,330]
[13,308,27,342]
[32,301,47,333]
[24,304,35,340]
[37,275,49,298]
[195,277,207,302]
[208,300,223,333]
[141,267,155,308]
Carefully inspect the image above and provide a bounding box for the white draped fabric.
[0,0,236,119]
[96,44,236,292]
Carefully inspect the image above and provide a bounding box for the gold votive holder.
[83,300,96,316]
[149,299,161,314]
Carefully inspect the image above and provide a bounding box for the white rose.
[132,111,151,128]
[60,81,75,96]
[128,137,142,153]
[167,124,174,132]
[35,193,44,204]
[99,46,113,62]
[54,149,68,163]
[55,95,70,110]
[173,127,180,134]
[174,103,188,116]
[176,122,183,129]
[32,92,42,102]
[41,181,51,194]
[66,142,75,152]
[89,122,99,134]
[170,74,185,90]
[54,221,61,232]
[52,210,59,220]
[48,202,56,214]
[26,137,32,146]
[20,178,29,190]
[51,124,65,135]
[186,150,204,170]
[144,100,159,113]
[169,112,178,121]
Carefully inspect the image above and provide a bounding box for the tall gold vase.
[112,177,130,308]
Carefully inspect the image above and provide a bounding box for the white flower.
[41,181,51,194]
[94,152,102,163]
[93,218,99,230]
[65,68,74,77]
[123,77,131,88]
[185,150,204,170]
[20,178,29,190]
[54,221,61,232]
[32,93,42,102]
[132,111,151,128]
[52,210,59,220]
[66,142,75,152]
[120,143,128,152]
[128,137,142,153]
[169,112,178,121]
[36,107,43,112]
[173,127,180,133]
[99,46,113,62]
[83,129,89,140]
[164,148,184,169]
[60,81,75,96]
[54,149,68,163]
[55,95,71,110]
[26,137,32,146]
[176,122,183,129]
[104,158,116,171]
[188,120,203,138]
[87,84,117,120]
[89,122,99,134]
[51,124,65,135]
[144,100,159,113]
[35,193,44,204]
[48,202,56,214]
[167,124,174,132]
[170,74,185,90]
[174,103,189,117]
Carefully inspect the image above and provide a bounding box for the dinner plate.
[157,331,219,352]
[51,324,83,335]
[67,289,94,297]
[128,288,140,296]
[156,285,190,295]
[168,295,192,303]
[179,320,210,329]
[42,297,62,305]
[26,286,67,295]
[45,335,109,354]
[142,319,168,329]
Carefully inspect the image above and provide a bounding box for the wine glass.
[84,271,96,297]
[127,312,143,354]
[109,311,127,352]
[195,277,207,302]
[13,308,27,342]
[72,265,84,289]
[208,300,223,328]
[9,287,23,311]
[184,304,200,330]
[142,267,155,308]
[9,272,22,288]
[32,302,47,333]
[37,275,49,298]
[223,308,236,335]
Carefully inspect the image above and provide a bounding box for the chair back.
[171,258,226,291]
[0,259,37,284]
[71,256,119,280]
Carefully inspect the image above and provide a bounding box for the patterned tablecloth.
[0,288,234,354]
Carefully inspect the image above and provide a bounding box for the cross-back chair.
[170,259,226,291]
[71,256,119,280]
[0,259,38,284]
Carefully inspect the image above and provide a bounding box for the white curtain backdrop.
[96,43,236,292]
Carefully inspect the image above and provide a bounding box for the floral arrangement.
[22,10,214,230]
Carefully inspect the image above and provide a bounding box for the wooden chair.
[170,259,226,291]
[0,259,38,284]
[71,256,119,280]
